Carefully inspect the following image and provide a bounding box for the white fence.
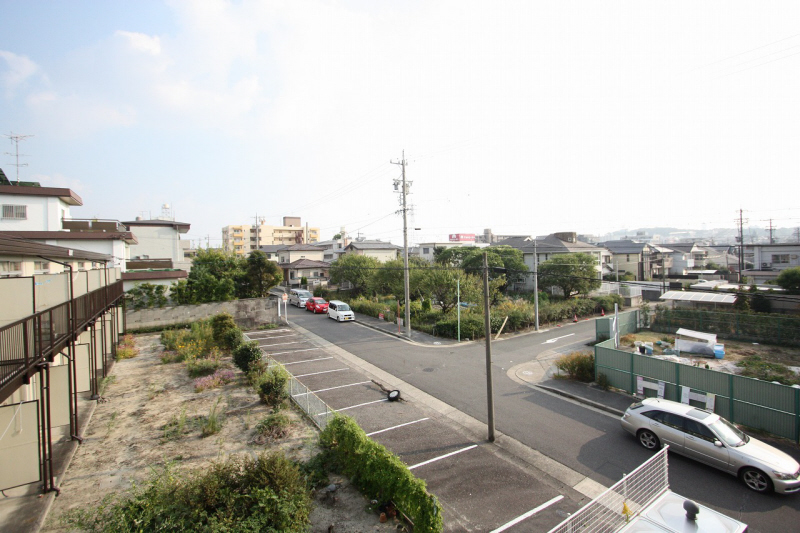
[548,447,670,533]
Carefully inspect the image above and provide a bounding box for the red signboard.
[449,233,476,242]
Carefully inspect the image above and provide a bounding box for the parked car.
[327,300,354,322]
[621,398,800,494]
[288,289,312,308]
[305,297,329,314]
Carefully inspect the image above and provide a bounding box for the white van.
[327,300,355,322]
[288,289,312,307]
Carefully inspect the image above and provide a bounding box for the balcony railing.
[0,280,123,403]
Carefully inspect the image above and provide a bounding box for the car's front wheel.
[740,467,773,493]
[637,429,660,450]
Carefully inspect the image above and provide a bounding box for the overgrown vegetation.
[194,369,236,392]
[319,415,443,532]
[60,452,312,532]
[115,334,138,360]
[201,398,225,437]
[253,412,292,444]
[652,308,800,347]
[250,363,290,407]
[555,351,595,382]
[234,341,263,373]
[737,355,800,386]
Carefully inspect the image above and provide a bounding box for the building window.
[2,204,27,219]
[773,254,790,264]
[34,261,50,273]
[626,254,630,262]
[0,261,23,277]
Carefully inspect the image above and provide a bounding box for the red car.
[305,297,329,314]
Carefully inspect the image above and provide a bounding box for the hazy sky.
[2,1,799,248]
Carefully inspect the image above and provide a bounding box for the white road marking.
[408,444,478,470]
[281,356,333,366]
[294,368,349,378]
[258,341,304,347]
[294,381,372,397]
[366,418,430,437]
[264,347,320,357]
[254,334,297,340]
[542,333,575,344]
[246,329,292,337]
[318,398,387,416]
[489,495,565,533]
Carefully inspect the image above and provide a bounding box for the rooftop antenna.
[4,132,34,184]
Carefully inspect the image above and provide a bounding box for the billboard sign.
[449,233,476,242]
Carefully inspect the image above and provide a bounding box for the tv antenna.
[4,132,34,184]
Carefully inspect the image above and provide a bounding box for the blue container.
[713,343,725,359]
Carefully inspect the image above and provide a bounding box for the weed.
[201,398,224,437]
[98,375,116,396]
[193,369,235,392]
[255,323,279,330]
[243,409,252,430]
[252,412,291,444]
[596,373,611,391]
[555,351,595,382]
[162,408,189,441]
[620,334,636,346]
[105,411,119,438]
[737,356,799,386]
[186,356,222,378]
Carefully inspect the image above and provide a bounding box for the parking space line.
[281,356,333,366]
[366,418,430,437]
[254,334,297,340]
[294,381,372,397]
[258,341,304,347]
[489,495,564,533]
[294,368,349,378]
[267,348,321,357]
[317,398,388,416]
[408,444,478,470]
[247,329,292,337]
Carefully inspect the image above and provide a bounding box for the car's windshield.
[313,298,325,304]
[337,304,351,311]
[710,418,748,447]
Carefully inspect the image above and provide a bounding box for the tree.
[537,253,601,298]
[169,279,193,305]
[436,246,527,289]
[240,251,283,298]
[329,254,380,294]
[333,233,342,240]
[370,257,429,302]
[776,267,800,294]
[417,270,486,314]
[185,249,246,303]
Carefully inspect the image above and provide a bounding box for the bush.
[320,415,443,532]
[194,369,236,392]
[597,373,611,390]
[187,356,223,378]
[211,313,237,346]
[61,452,312,532]
[115,335,138,360]
[555,351,595,382]
[253,412,291,443]
[233,341,263,373]
[222,327,244,351]
[253,365,290,407]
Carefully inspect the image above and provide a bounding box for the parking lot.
[245,324,585,532]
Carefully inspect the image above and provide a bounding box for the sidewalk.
[353,311,463,346]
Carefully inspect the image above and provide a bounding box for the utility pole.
[391,151,412,338]
[736,210,747,283]
[482,252,495,442]
[4,132,34,183]
[768,219,774,244]
[533,239,539,331]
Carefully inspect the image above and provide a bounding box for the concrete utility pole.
[737,210,747,283]
[482,252,496,442]
[391,151,412,338]
[533,239,539,331]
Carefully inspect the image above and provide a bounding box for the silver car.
[621,398,800,494]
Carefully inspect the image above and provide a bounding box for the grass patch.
[737,356,800,386]
[252,412,291,444]
[98,375,116,396]
[162,408,190,442]
[201,399,225,437]
[555,351,595,382]
[194,369,236,392]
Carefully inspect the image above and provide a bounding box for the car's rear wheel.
[637,429,660,450]
[740,467,773,493]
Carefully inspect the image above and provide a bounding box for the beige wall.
[0,277,33,327]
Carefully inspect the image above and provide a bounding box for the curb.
[534,383,627,417]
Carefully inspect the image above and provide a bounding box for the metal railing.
[549,447,670,533]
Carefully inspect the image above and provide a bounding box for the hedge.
[320,415,443,532]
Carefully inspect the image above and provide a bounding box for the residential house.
[597,240,655,280]
[254,243,330,287]
[119,218,192,292]
[0,172,81,232]
[314,237,350,263]
[343,240,402,262]
[222,216,320,256]
[494,232,611,292]
[415,241,488,262]
[742,243,800,284]
[0,234,123,495]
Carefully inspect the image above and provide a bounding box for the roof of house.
[280,259,330,269]
[493,236,534,248]
[598,240,652,254]
[663,243,700,253]
[122,219,191,233]
[345,241,401,250]
[0,230,138,245]
[0,183,83,206]
[659,290,736,304]
[258,245,286,253]
[496,233,604,254]
[283,243,325,251]
[121,270,188,281]
[0,234,111,261]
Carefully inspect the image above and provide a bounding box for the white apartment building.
[222,216,320,256]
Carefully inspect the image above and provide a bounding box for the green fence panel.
[731,401,796,441]
[594,311,639,341]
[632,355,677,384]
[595,367,631,392]
[679,365,731,397]
[730,374,797,413]
[713,396,733,421]
[596,346,631,371]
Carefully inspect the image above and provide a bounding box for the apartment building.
[222,216,320,256]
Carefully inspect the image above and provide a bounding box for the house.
[0,172,81,232]
[122,218,192,271]
[280,259,330,288]
[343,240,402,262]
[494,232,611,292]
[742,243,800,284]
[0,234,123,495]
[414,241,488,262]
[276,243,325,264]
[597,240,655,280]
[222,216,320,256]
[662,243,705,276]
[314,237,350,263]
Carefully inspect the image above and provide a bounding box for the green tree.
[169,279,193,305]
[417,270,485,314]
[436,246,527,289]
[329,254,380,294]
[185,249,246,303]
[240,250,283,298]
[370,257,429,302]
[537,253,601,298]
[776,267,800,294]
[125,283,168,309]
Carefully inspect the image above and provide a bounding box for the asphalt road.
[284,305,800,532]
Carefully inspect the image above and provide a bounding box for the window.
[423,247,430,254]
[645,410,685,430]
[684,419,716,442]
[773,254,790,264]
[0,261,23,277]
[626,254,631,262]
[34,261,50,272]
[2,204,27,219]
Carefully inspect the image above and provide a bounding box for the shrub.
[253,412,291,443]
[233,341,263,373]
[211,313,237,346]
[187,356,223,378]
[115,346,138,360]
[320,415,443,532]
[222,327,244,351]
[254,365,290,407]
[60,452,312,532]
[597,373,611,391]
[194,369,236,392]
[555,351,595,382]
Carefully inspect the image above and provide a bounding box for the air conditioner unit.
[761,262,770,269]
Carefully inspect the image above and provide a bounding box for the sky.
[2,0,800,249]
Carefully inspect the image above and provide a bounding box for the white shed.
[675,328,717,356]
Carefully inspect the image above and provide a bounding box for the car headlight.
[772,470,798,480]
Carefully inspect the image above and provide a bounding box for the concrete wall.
[126,297,279,330]
[0,195,70,231]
